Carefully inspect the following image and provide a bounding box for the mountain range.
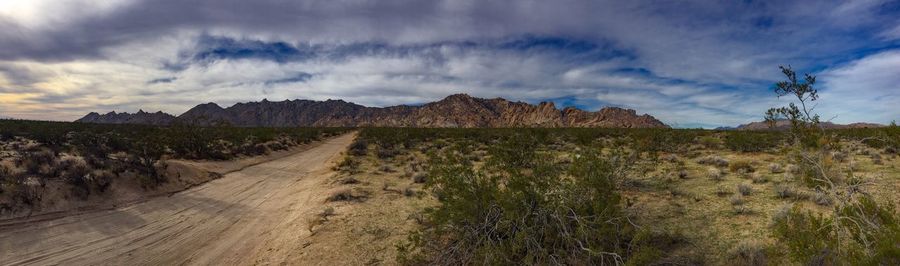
[716,120,884,131]
[76,94,668,128]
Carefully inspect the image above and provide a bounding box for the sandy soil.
[0,132,356,265]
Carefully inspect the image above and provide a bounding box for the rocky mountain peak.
[76,94,669,128]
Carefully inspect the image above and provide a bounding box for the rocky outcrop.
[734,120,884,131]
[77,110,176,125]
[77,94,669,128]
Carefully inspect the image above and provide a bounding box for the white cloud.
[818,50,900,124]
[0,0,135,29]
[0,1,897,128]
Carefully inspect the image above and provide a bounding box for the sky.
[1,0,899,128]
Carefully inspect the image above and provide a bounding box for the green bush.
[724,131,783,152]
[397,133,680,265]
[348,139,368,156]
[772,190,899,264]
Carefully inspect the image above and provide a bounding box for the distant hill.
[78,110,176,126]
[726,120,884,131]
[76,94,668,128]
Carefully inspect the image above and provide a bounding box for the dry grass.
[308,135,899,265]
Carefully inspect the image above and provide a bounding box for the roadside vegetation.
[306,122,893,264]
[315,68,899,264]
[0,119,348,216]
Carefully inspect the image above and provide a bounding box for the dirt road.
[0,133,356,265]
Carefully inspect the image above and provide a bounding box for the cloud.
[818,50,900,124]
[0,0,898,127]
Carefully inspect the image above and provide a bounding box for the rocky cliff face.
[77,94,668,128]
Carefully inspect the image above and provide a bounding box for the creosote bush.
[397,134,682,265]
[765,66,900,264]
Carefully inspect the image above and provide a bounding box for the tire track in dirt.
[0,132,356,266]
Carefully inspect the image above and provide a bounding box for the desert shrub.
[376,146,398,159]
[774,184,804,200]
[335,176,359,185]
[625,230,694,265]
[768,163,783,174]
[725,131,783,152]
[871,153,883,165]
[813,191,832,206]
[707,167,725,181]
[751,173,769,184]
[90,169,115,193]
[785,164,800,174]
[731,195,749,214]
[412,172,427,183]
[715,186,733,197]
[0,165,14,196]
[660,154,680,163]
[57,158,93,199]
[326,188,370,202]
[336,156,361,174]
[831,151,848,163]
[403,187,416,197]
[6,179,42,206]
[697,155,729,167]
[737,183,753,196]
[677,169,689,179]
[730,240,769,266]
[17,149,57,175]
[697,135,722,149]
[772,199,900,265]
[729,160,755,174]
[378,165,395,173]
[761,67,898,264]
[348,139,368,156]
[398,135,670,265]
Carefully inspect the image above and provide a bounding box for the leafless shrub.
[404,187,416,197]
[715,185,732,197]
[730,194,745,206]
[378,165,395,173]
[771,203,793,224]
[336,176,360,185]
[377,146,398,159]
[786,164,801,175]
[17,149,56,175]
[813,191,832,206]
[707,167,725,181]
[768,163,783,174]
[326,188,370,202]
[697,155,729,167]
[870,153,883,165]
[412,172,427,183]
[677,169,689,179]
[774,184,805,200]
[831,151,848,163]
[348,139,368,156]
[307,207,336,232]
[729,160,755,174]
[751,173,769,184]
[730,240,769,266]
[660,154,680,163]
[730,195,749,214]
[737,183,753,196]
